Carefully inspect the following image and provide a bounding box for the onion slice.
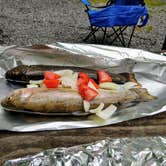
[55,70,73,77]
[29,80,43,85]
[99,82,120,90]
[96,104,117,120]
[59,72,78,89]
[88,81,98,92]
[123,82,137,90]
[27,84,39,88]
[83,100,90,112]
[89,103,105,113]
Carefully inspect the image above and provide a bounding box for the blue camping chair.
[81,0,149,47]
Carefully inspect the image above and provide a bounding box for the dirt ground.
[0,0,166,52]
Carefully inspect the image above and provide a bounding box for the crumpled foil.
[0,43,166,132]
[3,136,166,166]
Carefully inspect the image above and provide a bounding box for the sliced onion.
[88,81,98,92]
[96,104,117,120]
[89,103,105,114]
[60,76,73,88]
[60,72,78,89]
[123,82,137,90]
[83,100,90,112]
[99,82,120,90]
[27,84,39,88]
[55,70,73,77]
[29,80,42,85]
[71,72,78,89]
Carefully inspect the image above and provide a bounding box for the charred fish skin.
[1,87,154,113]
[5,65,129,84]
[5,65,97,83]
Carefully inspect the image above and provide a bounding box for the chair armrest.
[106,0,115,6]
[81,0,91,6]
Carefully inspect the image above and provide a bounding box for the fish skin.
[5,65,128,84]
[1,87,154,113]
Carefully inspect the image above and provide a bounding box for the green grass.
[90,0,166,7]
[145,0,166,7]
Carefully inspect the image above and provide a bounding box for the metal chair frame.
[82,0,145,47]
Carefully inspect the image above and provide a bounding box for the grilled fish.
[5,65,131,84]
[1,87,154,113]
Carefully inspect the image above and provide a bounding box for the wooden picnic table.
[0,112,166,165]
[0,46,165,164]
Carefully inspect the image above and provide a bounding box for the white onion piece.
[123,82,137,90]
[55,70,73,77]
[29,80,42,85]
[71,72,78,89]
[89,103,105,114]
[88,81,98,92]
[99,82,120,90]
[60,72,78,89]
[96,104,117,120]
[60,77,73,88]
[27,84,39,88]
[83,100,90,112]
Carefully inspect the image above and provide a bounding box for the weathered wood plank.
[0,112,166,165]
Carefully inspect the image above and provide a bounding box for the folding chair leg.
[102,27,107,44]
[111,27,127,46]
[119,27,125,45]
[83,31,93,42]
[92,27,98,43]
[83,26,98,43]
[127,26,136,47]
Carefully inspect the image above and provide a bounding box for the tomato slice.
[77,72,98,101]
[78,84,88,97]
[97,70,112,83]
[79,72,89,83]
[78,84,98,101]
[89,78,99,89]
[83,87,98,101]
[44,71,60,80]
[43,79,60,88]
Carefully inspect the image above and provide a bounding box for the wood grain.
[0,112,166,165]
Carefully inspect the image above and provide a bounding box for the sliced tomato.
[89,78,99,89]
[44,71,60,80]
[97,70,112,83]
[77,72,99,101]
[78,84,88,97]
[43,79,60,88]
[77,77,89,88]
[79,72,89,83]
[83,87,98,101]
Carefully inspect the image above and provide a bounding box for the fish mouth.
[5,65,29,82]
[1,96,15,109]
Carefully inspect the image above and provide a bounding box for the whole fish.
[5,65,131,84]
[1,87,154,113]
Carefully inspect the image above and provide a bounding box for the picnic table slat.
[0,112,166,165]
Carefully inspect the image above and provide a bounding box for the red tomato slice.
[83,87,98,101]
[79,72,89,83]
[44,71,60,80]
[89,78,99,89]
[77,78,88,88]
[77,72,99,101]
[97,70,112,83]
[78,84,88,97]
[43,79,60,88]
[78,82,88,92]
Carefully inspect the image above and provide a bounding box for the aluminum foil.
[0,43,166,132]
[3,136,166,166]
